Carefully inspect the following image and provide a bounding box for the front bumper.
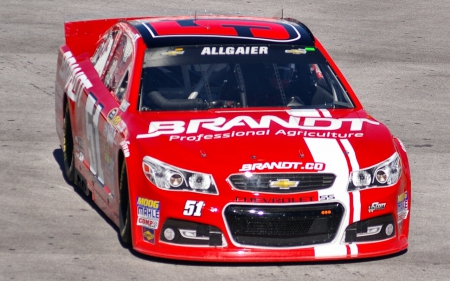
[128,166,410,262]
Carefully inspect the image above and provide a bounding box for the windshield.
[139,45,354,111]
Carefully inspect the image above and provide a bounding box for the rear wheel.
[119,161,132,246]
[63,102,75,183]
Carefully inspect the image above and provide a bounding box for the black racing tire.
[119,161,132,247]
[63,102,75,183]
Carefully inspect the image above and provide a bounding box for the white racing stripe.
[349,243,358,256]
[340,139,361,223]
[318,108,332,117]
[305,138,350,258]
[340,139,361,256]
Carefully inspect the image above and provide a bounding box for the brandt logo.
[137,111,380,139]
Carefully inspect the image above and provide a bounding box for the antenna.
[272,9,284,19]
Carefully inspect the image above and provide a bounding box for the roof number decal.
[144,19,301,42]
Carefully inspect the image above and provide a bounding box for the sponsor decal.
[106,108,122,128]
[201,46,268,55]
[102,140,115,186]
[368,202,386,213]
[110,116,122,127]
[162,48,184,56]
[319,194,335,201]
[107,108,118,121]
[85,93,105,186]
[103,122,116,145]
[74,135,85,163]
[116,120,126,133]
[119,100,130,112]
[397,191,409,223]
[74,136,84,150]
[183,200,205,217]
[142,227,155,244]
[120,141,130,157]
[137,110,379,140]
[235,196,314,203]
[59,51,93,102]
[168,130,270,141]
[275,130,363,138]
[104,142,112,164]
[136,197,160,229]
[138,217,158,229]
[285,48,307,55]
[239,161,325,171]
[75,151,84,162]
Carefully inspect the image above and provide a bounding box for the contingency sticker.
[136,197,160,229]
[142,227,155,244]
[397,191,409,223]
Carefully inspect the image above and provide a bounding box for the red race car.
[55,15,411,262]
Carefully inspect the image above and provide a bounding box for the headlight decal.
[142,156,218,194]
[348,152,401,191]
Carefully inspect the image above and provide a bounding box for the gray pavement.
[0,0,449,280]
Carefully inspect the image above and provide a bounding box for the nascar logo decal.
[142,19,301,42]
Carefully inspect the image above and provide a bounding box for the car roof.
[129,16,315,48]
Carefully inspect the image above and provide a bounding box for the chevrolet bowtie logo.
[269,179,299,189]
[161,48,185,56]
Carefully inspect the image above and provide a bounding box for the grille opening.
[225,203,344,247]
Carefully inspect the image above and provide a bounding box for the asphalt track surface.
[1,0,449,280]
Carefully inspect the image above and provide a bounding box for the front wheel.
[62,102,75,183]
[119,161,132,247]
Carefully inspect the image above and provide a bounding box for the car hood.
[132,108,396,176]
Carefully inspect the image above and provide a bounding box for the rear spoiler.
[64,17,146,57]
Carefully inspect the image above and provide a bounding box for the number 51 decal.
[183,200,205,217]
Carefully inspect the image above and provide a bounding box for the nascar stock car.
[55,14,411,262]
